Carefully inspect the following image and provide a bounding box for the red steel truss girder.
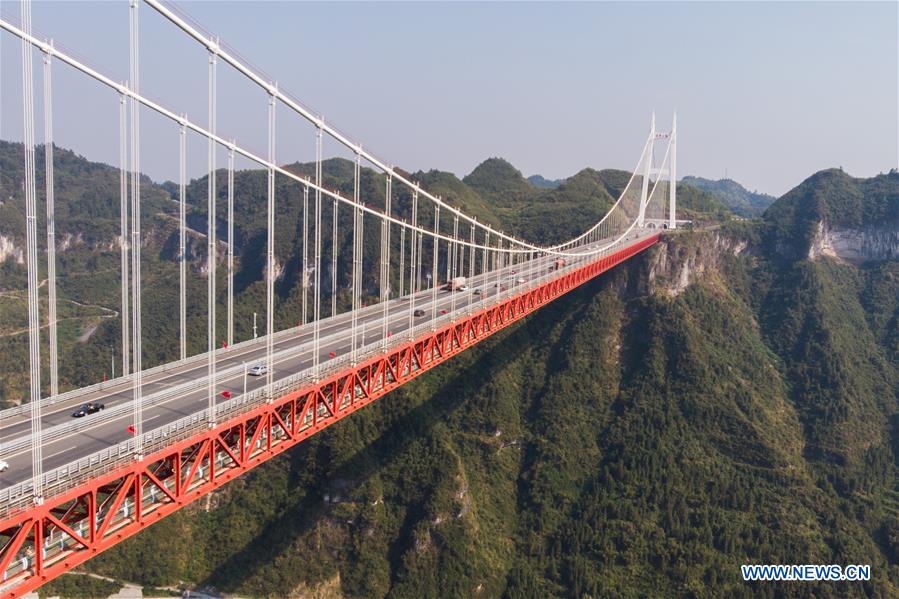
[0,234,659,598]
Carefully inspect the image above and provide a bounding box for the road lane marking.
[1,240,627,480]
[0,249,545,431]
[44,445,78,460]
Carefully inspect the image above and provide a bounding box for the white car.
[0,459,8,473]
[248,364,268,376]
[456,285,469,292]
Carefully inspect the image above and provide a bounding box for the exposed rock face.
[1,231,126,257]
[263,257,284,282]
[643,230,749,297]
[155,218,229,275]
[808,220,899,263]
[108,235,126,252]
[0,235,24,264]
[57,232,85,252]
[193,238,230,275]
[641,217,899,299]
[301,266,314,289]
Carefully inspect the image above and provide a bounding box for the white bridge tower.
[637,111,677,230]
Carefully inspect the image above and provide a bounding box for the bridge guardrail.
[0,291,431,422]
[0,305,423,456]
[0,339,384,516]
[0,280,499,516]
[0,239,602,425]
[0,239,634,518]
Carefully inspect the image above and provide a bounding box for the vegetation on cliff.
[3,139,899,597]
[764,169,899,259]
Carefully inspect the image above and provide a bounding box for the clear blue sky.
[1,1,896,196]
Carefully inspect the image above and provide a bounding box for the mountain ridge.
[4,139,899,597]
[682,175,776,218]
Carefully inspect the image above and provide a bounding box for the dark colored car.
[413,309,426,317]
[72,402,105,418]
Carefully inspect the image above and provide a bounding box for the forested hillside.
[0,142,725,405]
[85,169,899,598]
[681,176,776,217]
[4,140,899,597]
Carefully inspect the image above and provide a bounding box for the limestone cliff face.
[636,216,898,301]
[639,229,750,297]
[763,169,899,263]
[0,232,103,260]
[154,217,230,274]
[807,219,899,263]
[0,234,24,264]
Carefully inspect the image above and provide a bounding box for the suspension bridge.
[0,1,678,595]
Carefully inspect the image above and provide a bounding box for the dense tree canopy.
[2,140,898,597]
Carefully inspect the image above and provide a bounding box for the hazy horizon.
[0,136,880,200]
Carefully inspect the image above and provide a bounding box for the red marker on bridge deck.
[126,425,135,435]
[329,351,337,358]
[387,331,392,337]
[440,309,448,315]
[223,341,228,348]
[221,390,232,399]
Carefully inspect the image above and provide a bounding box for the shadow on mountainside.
[199,270,622,595]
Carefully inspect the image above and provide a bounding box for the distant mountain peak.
[528,174,562,189]
[682,175,775,218]
[463,157,533,199]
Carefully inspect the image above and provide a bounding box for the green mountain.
[4,141,899,598]
[462,157,534,205]
[676,181,733,222]
[406,167,504,230]
[461,162,731,245]
[83,170,899,596]
[568,168,732,224]
[527,174,561,189]
[764,168,899,260]
[0,141,193,401]
[682,176,776,218]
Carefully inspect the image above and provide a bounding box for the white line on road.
[2,239,629,481]
[45,445,78,460]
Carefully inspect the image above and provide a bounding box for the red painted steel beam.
[0,234,659,598]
